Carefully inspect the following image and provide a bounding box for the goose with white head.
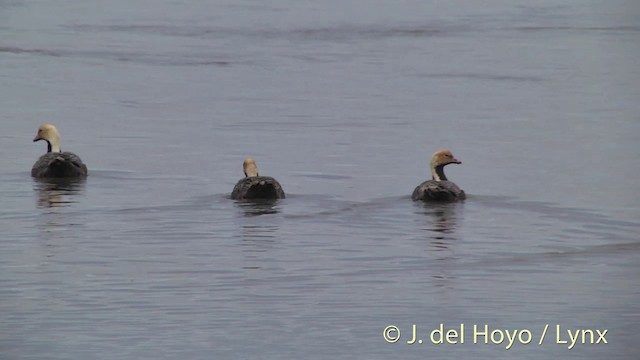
[31,124,88,178]
[231,158,285,200]
[412,150,465,201]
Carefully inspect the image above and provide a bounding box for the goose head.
[243,157,259,177]
[33,124,62,153]
[430,150,461,181]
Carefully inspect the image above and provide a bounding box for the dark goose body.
[231,176,285,200]
[31,152,88,178]
[411,180,465,201]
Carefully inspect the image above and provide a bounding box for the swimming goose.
[231,158,285,200]
[412,150,465,201]
[31,124,88,178]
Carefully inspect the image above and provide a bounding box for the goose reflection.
[413,201,464,287]
[234,199,281,217]
[240,224,279,247]
[414,201,463,254]
[238,224,279,270]
[33,177,86,208]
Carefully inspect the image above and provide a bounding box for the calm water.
[1,1,639,359]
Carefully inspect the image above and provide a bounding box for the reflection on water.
[32,178,87,246]
[234,199,282,217]
[411,201,465,288]
[413,201,464,272]
[415,201,463,241]
[232,199,282,269]
[238,222,279,270]
[32,178,86,208]
[240,224,279,265]
[240,224,279,243]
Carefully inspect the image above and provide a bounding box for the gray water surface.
[1,1,639,359]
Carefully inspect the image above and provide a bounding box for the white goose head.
[33,124,62,153]
[243,157,259,177]
[430,149,462,181]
